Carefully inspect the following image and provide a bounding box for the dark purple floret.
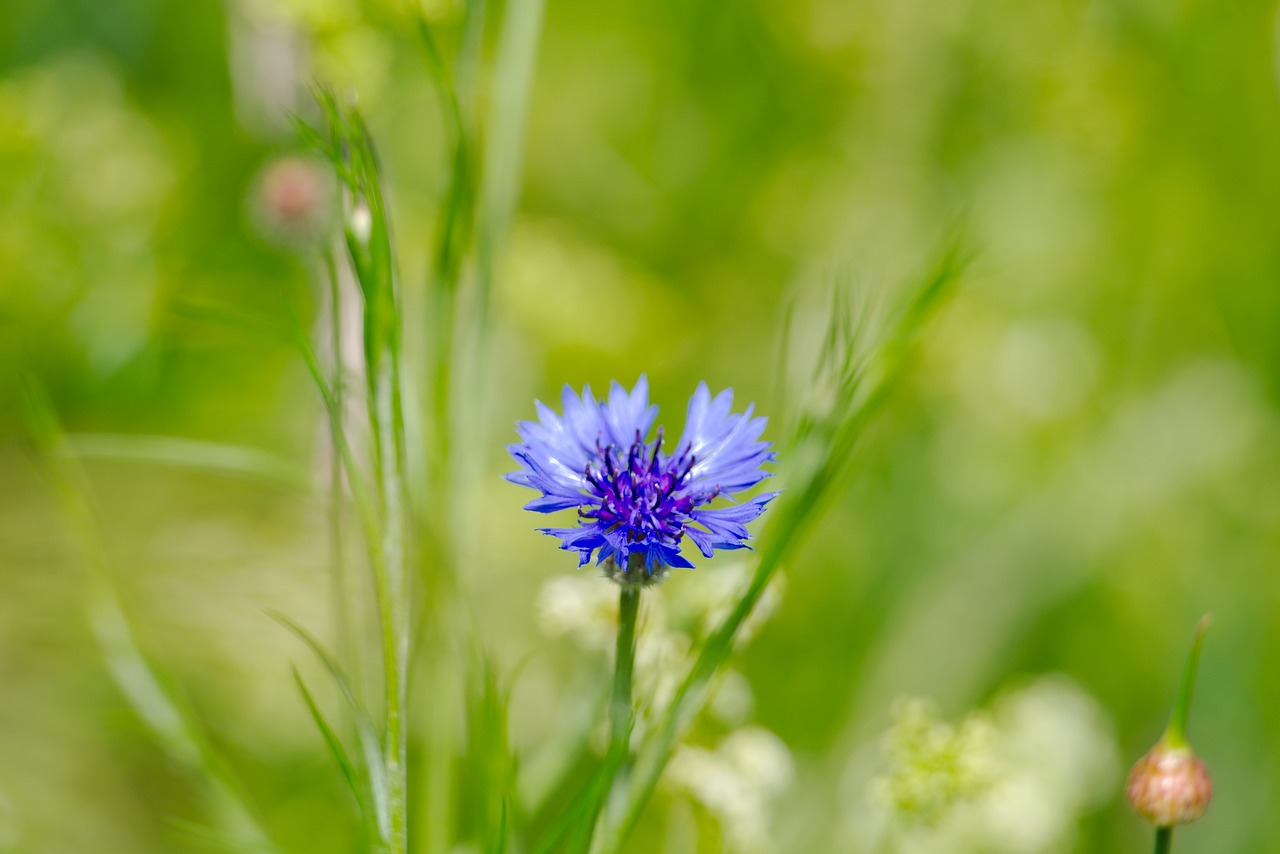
[505,376,777,580]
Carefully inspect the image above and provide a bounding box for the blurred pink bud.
[250,155,335,249]
[1126,741,1212,827]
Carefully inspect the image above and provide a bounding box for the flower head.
[506,376,777,582]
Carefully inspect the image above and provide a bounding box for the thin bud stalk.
[1165,614,1210,750]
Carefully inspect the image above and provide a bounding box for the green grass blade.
[292,666,366,810]
[471,0,546,400]
[63,433,309,489]
[462,651,519,854]
[272,612,393,846]
[169,296,295,347]
[19,377,278,853]
[595,238,970,851]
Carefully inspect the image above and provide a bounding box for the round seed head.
[1126,742,1212,827]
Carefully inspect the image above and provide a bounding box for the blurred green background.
[2,0,1280,850]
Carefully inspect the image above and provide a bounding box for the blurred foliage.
[3,0,1280,851]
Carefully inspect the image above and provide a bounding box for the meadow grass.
[19,8,969,847]
[15,2,1235,852]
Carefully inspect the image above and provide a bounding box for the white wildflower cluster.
[534,563,794,848]
[535,574,624,651]
[665,727,795,853]
[873,698,1000,826]
[667,561,786,648]
[535,572,684,741]
[857,676,1118,854]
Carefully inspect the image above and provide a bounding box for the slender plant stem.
[372,356,410,854]
[1155,827,1172,854]
[294,314,405,848]
[609,585,642,765]
[323,247,353,682]
[585,583,641,852]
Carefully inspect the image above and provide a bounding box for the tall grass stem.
[323,246,354,686]
[372,357,410,854]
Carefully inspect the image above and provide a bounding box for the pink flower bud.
[249,155,335,250]
[1126,742,1212,827]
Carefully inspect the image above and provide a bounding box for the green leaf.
[270,612,393,847]
[292,666,364,809]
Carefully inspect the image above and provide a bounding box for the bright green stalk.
[586,585,640,853]
[609,586,642,765]
[468,0,545,455]
[478,0,545,317]
[417,12,470,534]
[1155,827,1172,854]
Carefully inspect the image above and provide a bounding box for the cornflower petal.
[601,375,659,447]
[677,383,777,495]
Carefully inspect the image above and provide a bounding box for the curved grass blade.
[63,433,309,489]
[595,235,972,852]
[292,666,364,808]
[270,612,393,846]
[19,377,279,853]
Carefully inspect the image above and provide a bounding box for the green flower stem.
[1155,827,1173,854]
[609,585,642,764]
[1165,614,1210,749]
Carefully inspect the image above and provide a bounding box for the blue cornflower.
[506,376,778,582]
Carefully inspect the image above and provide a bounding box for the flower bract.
[506,377,777,581]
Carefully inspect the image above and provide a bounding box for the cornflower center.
[581,429,695,544]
